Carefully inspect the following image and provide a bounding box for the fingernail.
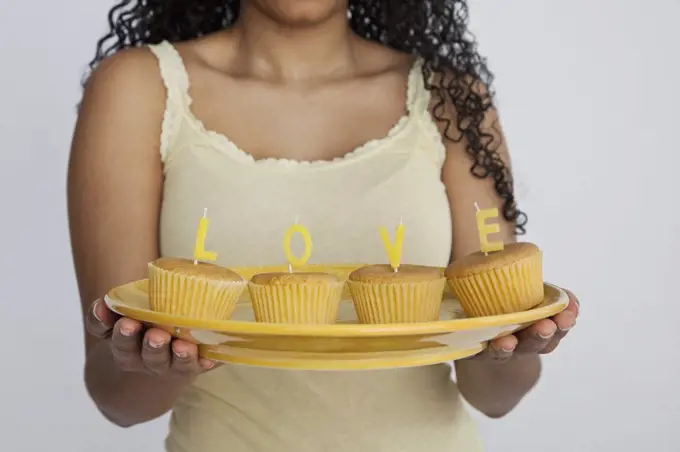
[148,339,165,348]
[174,350,188,359]
[92,299,103,322]
[120,327,135,336]
[201,360,214,369]
[559,321,575,332]
[492,342,515,353]
[538,332,555,340]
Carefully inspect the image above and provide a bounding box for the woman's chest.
[190,70,411,163]
[159,145,452,268]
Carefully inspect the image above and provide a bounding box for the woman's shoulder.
[81,47,167,139]
[86,47,166,101]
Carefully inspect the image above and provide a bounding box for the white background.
[1,0,678,451]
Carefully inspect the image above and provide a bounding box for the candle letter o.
[283,224,313,268]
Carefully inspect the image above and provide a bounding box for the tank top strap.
[406,59,446,167]
[148,41,192,163]
[405,59,429,114]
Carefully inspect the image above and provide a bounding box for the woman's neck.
[233,3,359,82]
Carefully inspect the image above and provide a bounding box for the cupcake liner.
[148,264,246,320]
[447,251,543,317]
[248,281,344,324]
[347,278,446,324]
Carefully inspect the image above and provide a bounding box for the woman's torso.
[149,38,482,452]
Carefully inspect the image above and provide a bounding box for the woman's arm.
[440,104,542,418]
[68,49,191,427]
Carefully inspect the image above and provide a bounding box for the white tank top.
[149,41,483,452]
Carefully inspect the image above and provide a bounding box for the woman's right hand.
[85,299,216,377]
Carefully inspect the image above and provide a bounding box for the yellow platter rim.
[200,344,487,371]
[105,273,568,338]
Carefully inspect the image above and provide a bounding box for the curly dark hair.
[86,0,527,234]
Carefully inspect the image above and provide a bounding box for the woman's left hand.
[471,289,580,361]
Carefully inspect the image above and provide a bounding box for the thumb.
[85,299,119,338]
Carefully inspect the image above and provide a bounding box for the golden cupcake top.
[149,257,244,281]
[250,272,340,285]
[445,242,540,278]
[349,264,444,283]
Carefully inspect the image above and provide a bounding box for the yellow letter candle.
[474,203,504,254]
[379,220,405,271]
[283,221,313,269]
[193,208,218,262]
[247,219,344,324]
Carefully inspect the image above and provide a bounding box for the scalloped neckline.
[188,104,415,169]
[164,41,424,169]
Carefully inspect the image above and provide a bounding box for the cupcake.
[445,242,543,317]
[248,272,344,324]
[347,264,446,324]
[148,258,246,320]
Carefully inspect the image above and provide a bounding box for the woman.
[68,0,580,451]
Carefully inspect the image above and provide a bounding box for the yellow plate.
[104,264,568,371]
